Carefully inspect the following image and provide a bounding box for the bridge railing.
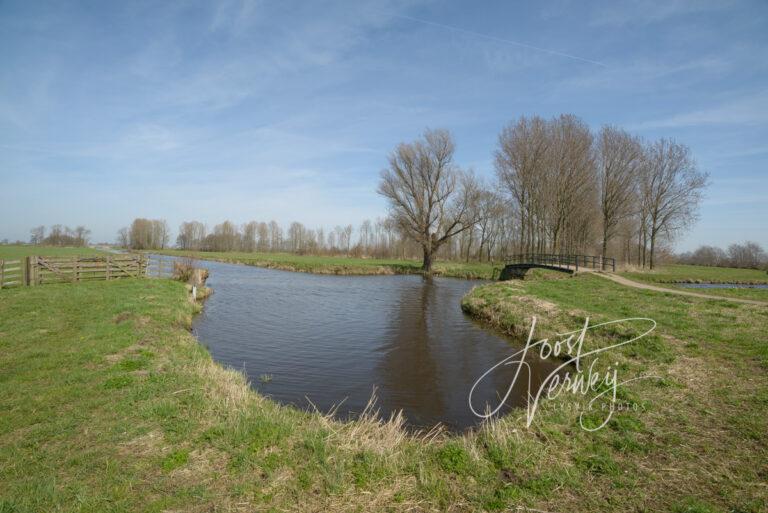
[503,253,615,272]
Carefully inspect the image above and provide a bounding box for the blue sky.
[1,0,766,250]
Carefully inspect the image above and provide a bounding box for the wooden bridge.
[499,253,615,280]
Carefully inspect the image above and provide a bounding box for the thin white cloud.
[588,0,735,27]
[631,93,768,130]
[392,13,608,67]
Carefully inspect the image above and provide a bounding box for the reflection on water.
[178,257,561,430]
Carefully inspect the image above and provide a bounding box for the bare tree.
[343,224,353,253]
[495,116,550,254]
[316,227,326,253]
[642,139,708,269]
[212,221,240,251]
[256,222,269,251]
[288,222,305,253]
[475,190,504,261]
[597,126,643,267]
[359,219,372,255]
[545,115,597,254]
[152,220,170,249]
[30,226,45,245]
[117,227,129,248]
[74,226,91,246]
[129,219,153,249]
[177,221,206,250]
[727,241,766,269]
[378,129,481,273]
[268,220,282,251]
[242,222,258,252]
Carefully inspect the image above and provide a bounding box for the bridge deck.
[502,253,615,273]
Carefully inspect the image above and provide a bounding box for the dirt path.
[591,272,768,306]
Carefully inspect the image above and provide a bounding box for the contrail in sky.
[393,14,608,68]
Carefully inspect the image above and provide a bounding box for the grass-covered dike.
[1,270,766,511]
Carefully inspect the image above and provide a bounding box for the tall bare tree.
[545,115,597,254]
[30,226,45,245]
[242,221,258,252]
[642,138,708,269]
[378,129,481,273]
[495,116,550,253]
[117,227,129,248]
[177,221,206,250]
[597,126,643,267]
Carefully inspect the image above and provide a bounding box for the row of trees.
[491,115,708,270]
[117,219,170,250]
[29,225,91,247]
[377,119,708,272]
[121,217,423,257]
[678,241,767,269]
[115,114,710,273]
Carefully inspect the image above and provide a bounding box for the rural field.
[621,264,768,301]
[0,245,108,260]
[1,255,766,512]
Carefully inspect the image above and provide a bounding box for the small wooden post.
[106,256,111,280]
[0,259,4,289]
[72,256,77,283]
[24,256,30,286]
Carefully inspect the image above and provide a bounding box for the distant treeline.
[677,241,767,270]
[29,225,91,247]
[118,217,431,260]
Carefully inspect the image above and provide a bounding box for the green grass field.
[622,263,768,284]
[1,272,766,511]
[621,263,768,300]
[0,244,108,260]
[156,249,499,279]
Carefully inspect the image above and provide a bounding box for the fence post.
[106,256,111,280]
[24,256,30,286]
[0,259,4,289]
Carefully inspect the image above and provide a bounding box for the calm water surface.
[181,258,560,430]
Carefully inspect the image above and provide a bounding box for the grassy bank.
[621,263,768,300]
[155,249,498,279]
[461,274,767,512]
[0,244,108,260]
[1,275,766,512]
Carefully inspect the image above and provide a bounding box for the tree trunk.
[421,248,433,273]
[649,231,656,270]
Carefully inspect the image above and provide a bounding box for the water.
[172,257,561,431]
[677,283,768,289]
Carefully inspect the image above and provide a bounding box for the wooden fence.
[145,256,175,279]
[0,259,23,288]
[0,254,174,288]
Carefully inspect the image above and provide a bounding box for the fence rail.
[0,254,172,288]
[0,259,23,288]
[503,253,616,272]
[145,256,175,279]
